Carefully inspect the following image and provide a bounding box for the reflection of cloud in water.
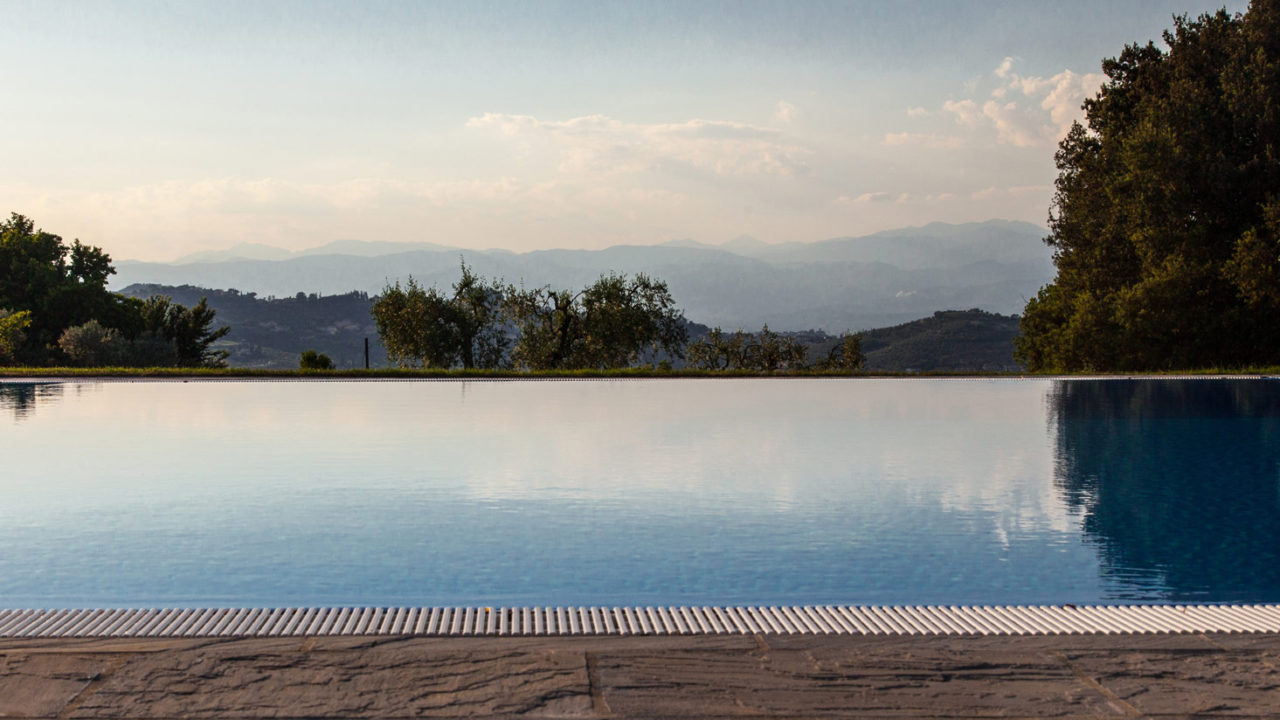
[5,378,1130,605]
[12,379,1080,541]
[447,380,1059,508]
[10,379,1079,518]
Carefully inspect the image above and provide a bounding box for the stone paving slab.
[0,633,1277,718]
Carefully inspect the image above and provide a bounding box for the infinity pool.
[1,378,1277,607]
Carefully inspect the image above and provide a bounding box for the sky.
[1,0,1251,261]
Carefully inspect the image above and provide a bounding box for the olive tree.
[504,273,687,370]
[372,262,508,369]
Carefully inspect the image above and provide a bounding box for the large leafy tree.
[0,213,135,362]
[0,213,230,366]
[135,295,231,367]
[0,309,32,364]
[1016,1,1280,371]
[505,273,687,370]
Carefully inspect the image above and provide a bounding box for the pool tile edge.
[3,605,1279,638]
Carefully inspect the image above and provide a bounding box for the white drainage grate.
[2,605,1279,638]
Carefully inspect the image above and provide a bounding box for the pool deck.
[2,633,1279,718]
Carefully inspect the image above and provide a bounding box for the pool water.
[1,378,1278,607]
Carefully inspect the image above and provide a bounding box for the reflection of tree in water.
[0,382,64,420]
[1051,380,1280,601]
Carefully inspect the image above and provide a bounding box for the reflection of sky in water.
[1,379,1275,607]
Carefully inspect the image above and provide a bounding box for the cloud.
[106,177,534,214]
[466,112,810,177]
[882,132,964,150]
[942,99,982,128]
[835,191,924,206]
[835,188,1034,210]
[11,175,701,260]
[773,100,796,123]
[970,184,1051,200]
[906,106,929,117]
[851,191,894,203]
[990,59,1105,137]
[938,58,1105,147]
[1035,69,1106,130]
[980,100,1047,148]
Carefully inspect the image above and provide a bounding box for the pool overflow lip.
[2,374,1277,384]
[2,605,1279,638]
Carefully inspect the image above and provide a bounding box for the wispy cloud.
[8,176,697,259]
[773,100,797,123]
[835,191,914,206]
[994,56,1018,79]
[466,112,810,177]
[882,132,964,150]
[837,191,959,207]
[970,184,1052,200]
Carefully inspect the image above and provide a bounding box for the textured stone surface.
[0,633,1278,718]
[0,652,110,718]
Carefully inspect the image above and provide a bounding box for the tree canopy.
[372,262,508,369]
[372,267,688,370]
[299,349,335,370]
[505,273,686,370]
[1,213,229,367]
[0,213,135,363]
[1016,1,1280,371]
[135,295,231,367]
[685,325,815,371]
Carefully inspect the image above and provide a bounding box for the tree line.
[0,213,229,367]
[2,213,867,373]
[372,263,865,371]
[686,326,863,372]
[372,263,686,370]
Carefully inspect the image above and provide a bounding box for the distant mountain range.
[112,220,1054,332]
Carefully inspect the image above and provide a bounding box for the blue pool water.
[1,378,1278,607]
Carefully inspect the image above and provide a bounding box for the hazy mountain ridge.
[114,220,1052,332]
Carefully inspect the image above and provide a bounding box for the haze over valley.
[113,219,1051,333]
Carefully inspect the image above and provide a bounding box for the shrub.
[58,320,123,366]
[300,349,335,370]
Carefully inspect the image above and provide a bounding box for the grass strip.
[2,367,1278,379]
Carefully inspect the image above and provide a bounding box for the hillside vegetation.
[119,283,1021,371]
[118,284,384,369]
[859,310,1022,372]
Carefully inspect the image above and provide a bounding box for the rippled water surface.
[2,378,1278,607]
